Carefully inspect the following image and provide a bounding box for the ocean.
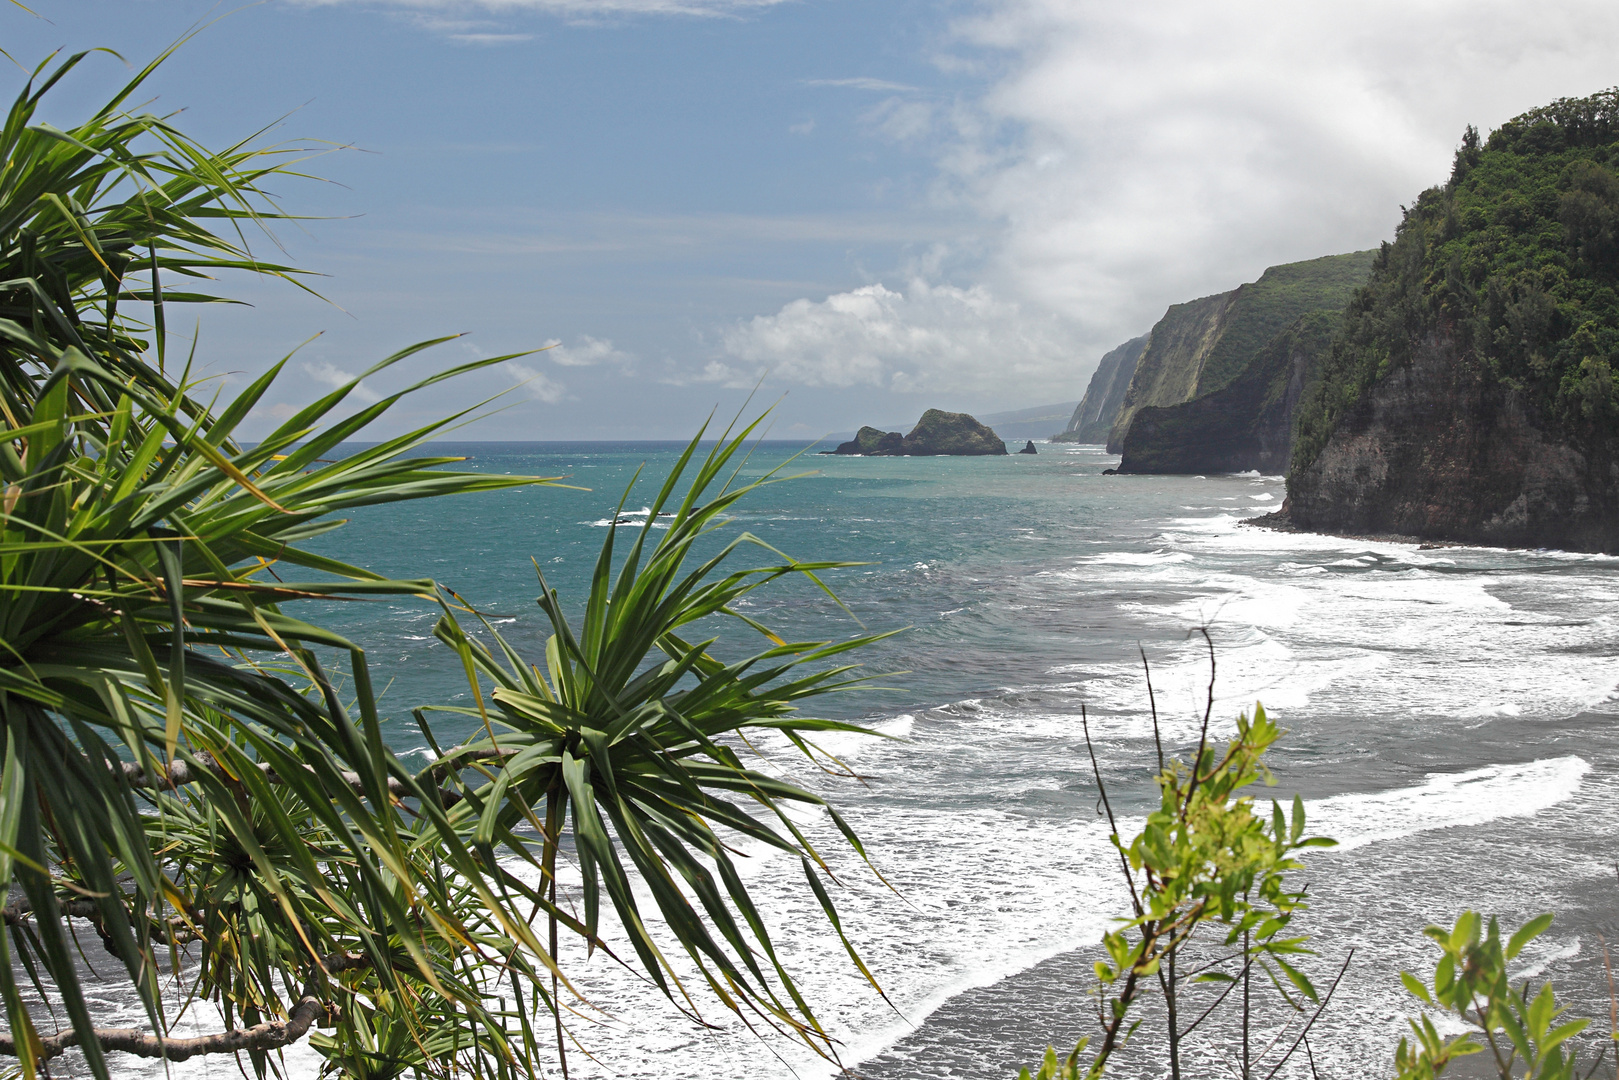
[120,438,1619,1079]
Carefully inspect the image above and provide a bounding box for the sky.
[7,0,1619,440]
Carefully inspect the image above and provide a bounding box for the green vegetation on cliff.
[1108,251,1375,453]
[1118,311,1336,474]
[1194,251,1378,395]
[1292,90,1619,481]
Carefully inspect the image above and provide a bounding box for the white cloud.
[304,362,382,404]
[297,0,788,19]
[540,335,630,367]
[449,32,534,43]
[943,0,1619,345]
[504,362,567,403]
[720,0,1619,404]
[862,97,937,145]
[804,77,919,92]
[719,279,1075,396]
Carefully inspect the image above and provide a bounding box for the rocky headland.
[828,409,1009,456]
[1284,90,1619,552]
[1118,311,1336,475]
[1054,252,1375,473]
[1110,250,1376,467]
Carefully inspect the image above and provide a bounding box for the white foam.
[584,505,675,528]
[128,473,1619,1080]
[1065,550,1195,567]
[1312,757,1590,853]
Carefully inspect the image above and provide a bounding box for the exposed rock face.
[832,426,903,455]
[1106,251,1377,453]
[900,409,1008,455]
[1117,313,1333,475]
[1287,327,1619,549]
[1053,336,1148,443]
[1018,440,1038,454]
[1107,292,1233,452]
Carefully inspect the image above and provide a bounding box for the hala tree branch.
[117,752,468,808]
[0,896,103,925]
[0,951,370,1063]
[2,893,206,956]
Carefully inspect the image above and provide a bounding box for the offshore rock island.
[828,409,1009,456]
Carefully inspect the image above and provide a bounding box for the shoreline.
[1240,509,1471,550]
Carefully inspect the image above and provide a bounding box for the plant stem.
[545,777,570,1080]
[1242,919,1251,1080]
[1090,921,1161,1075]
[1165,939,1182,1080]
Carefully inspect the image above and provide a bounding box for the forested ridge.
[1292,89,1619,479]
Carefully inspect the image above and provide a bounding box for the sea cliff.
[1054,336,1147,442]
[1106,291,1232,452]
[1286,89,1619,552]
[1106,250,1376,454]
[1118,312,1334,475]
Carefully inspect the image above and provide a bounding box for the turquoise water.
[199,440,1619,1078]
[306,439,1173,760]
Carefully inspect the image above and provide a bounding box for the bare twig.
[1141,644,1163,773]
[1178,949,1262,1040]
[1262,949,1353,1080]
[1179,628,1218,818]
[1082,705,1143,919]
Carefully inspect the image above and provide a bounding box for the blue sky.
[8,1,1619,439]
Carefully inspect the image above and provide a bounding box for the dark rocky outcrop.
[1106,251,1377,453]
[831,426,904,455]
[1018,440,1038,454]
[829,411,1009,456]
[1053,336,1148,443]
[1285,89,1619,552]
[900,409,1008,455]
[1117,312,1334,475]
[1287,327,1619,549]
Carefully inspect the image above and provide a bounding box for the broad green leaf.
[1400,970,1434,1005]
[1506,912,1554,961]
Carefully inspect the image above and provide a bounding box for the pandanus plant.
[0,37,891,1080]
[425,423,896,1072]
[0,338,569,1078]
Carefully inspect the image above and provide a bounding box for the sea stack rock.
[1018,440,1038,454]
[832,426,904,455]
[900,409,1009,456]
